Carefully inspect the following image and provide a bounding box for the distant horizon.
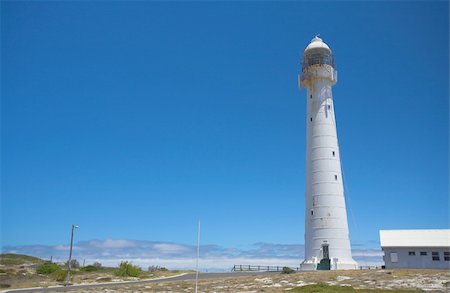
[1,238,383,271]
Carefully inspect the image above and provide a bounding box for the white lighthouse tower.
[299,36,357,270]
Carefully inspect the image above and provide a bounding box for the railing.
[232,264,383,272]
[231,265,300,272]
[359,265,383,270]
[301,50,335,71]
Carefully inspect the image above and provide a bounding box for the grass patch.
[0,254,44,266]
[0,284,11,289]
[288,284,423,292]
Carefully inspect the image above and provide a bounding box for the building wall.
[382,247,450,269]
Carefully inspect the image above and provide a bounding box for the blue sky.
[1,1,448,268]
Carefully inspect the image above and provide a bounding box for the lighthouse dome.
[304,36,331,52]
[302,35,335,70]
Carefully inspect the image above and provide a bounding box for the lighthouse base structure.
[300,258,358,271]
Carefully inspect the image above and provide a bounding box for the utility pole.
[195,220,200,293]
[65,224,78,285]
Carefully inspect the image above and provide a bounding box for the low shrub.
[52,269,68,282]
[115,261,141,277]
[36,262,60,274]
[281,266,296,274]
[80,265,100,272]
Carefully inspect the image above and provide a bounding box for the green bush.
[80,265,100,272]
[115,261,141,277]
[36,262,60,274]
[52,270,68,282]
[281,266,296,274]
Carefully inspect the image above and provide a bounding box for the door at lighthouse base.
[317,244,331,270]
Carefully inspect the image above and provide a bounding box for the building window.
[390,252,398,263]
[432,252,440,261]
[332,151,335,157]
[420,251,427,256]
[328,105,331,110]
[310,117,312,122]
[310,95,312,99]
[310,210,314,216]
[334,175,338,181]
[408,251,415,256]
[444,252,450,261]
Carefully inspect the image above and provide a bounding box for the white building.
[299,36,357,270]
[380,229,450,269]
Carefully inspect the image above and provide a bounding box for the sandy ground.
[59,269,450,292]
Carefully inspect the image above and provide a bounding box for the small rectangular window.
[408,251,415,256]
[390,252,398,263]
[420,251,427,256]
[310,117,312,122]
[327,105,331,110]
[332,151,335,157]
[310,95,312,99]
[310,210,314,216]
[444,252,450,261]
[432,252,440,261]
[334,175,338,181]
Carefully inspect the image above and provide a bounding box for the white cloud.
[89,239,139,249]
[153,243,189,254]
[54,245,81,251]
[1,240,383,271]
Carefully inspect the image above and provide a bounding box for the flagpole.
[195,220,200,293]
